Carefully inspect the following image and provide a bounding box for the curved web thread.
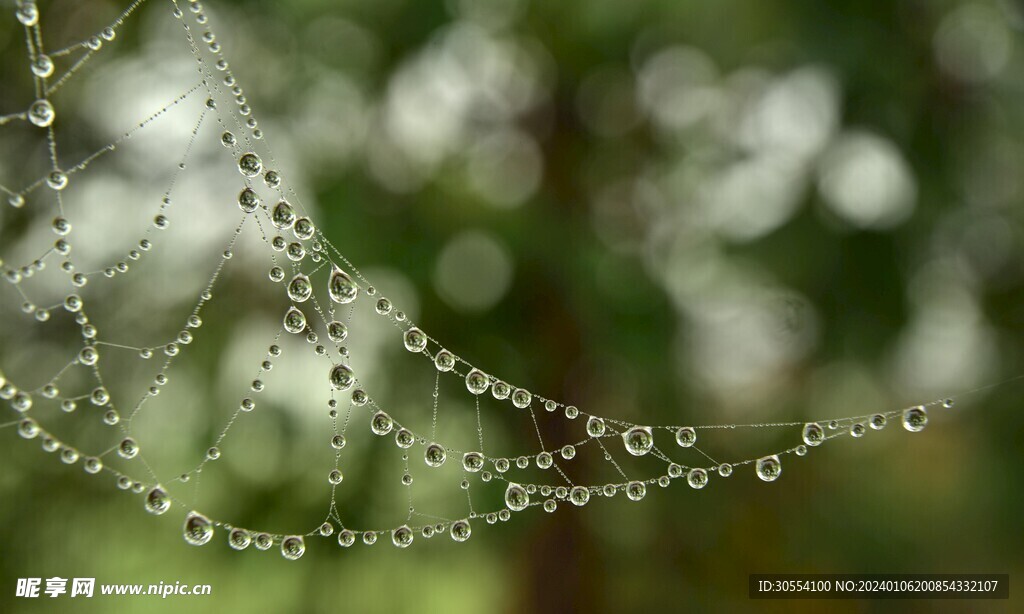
[0,0,991,558]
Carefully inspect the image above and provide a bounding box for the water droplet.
[687,468,709,489]
[802,422,825,446]
[18,418,39,439]
[942,398,954,409]
[756,455,782,482]
[622,426,653,456]
[47,170,68,190]
[183,512,213,546]
[293,217,315,240]
[329,363,355,391]
[450,519,471,542]
[283,306,306,333]
[404,328,427,352]
[395,428,414,448]
[511,388,532,409]
[434,349,455,372]
[850,423,866,438]
[536,451,553,469]
[466,369,489,395]
[31,54,53,77]
[145,486,171,515]
[675,426,696,447]
[16,3,39,26]
[586,416,606,437]
[254,533,273,550]
[560,444,576,460]
[12,391,32,412]
[569,486,590,507]
[371,411,393,435]
[460,452,483,472]
[229,528,251,550]
[281,536,305,560]
[491,381,511,400]
[287,274,311,302]
[206,447,220,461]
[271,200,296,229]
[328,469,343,485]
[327,321,348,343]
[264,170,281,188]
[28,99,54,127]
[238,152,262,177]
[870,414,887,430]
[505,483,529,511]
[375,297,392,315]
[425,443,447,467]
[626,481,646,501]
[331,434,346,449]
[83,457,102,474]
[902,406,927,432]
[337,530,356,547]
[117,437,138,459]
[392,525,414,548]
[564,405,579,419]
[328,266,358,304]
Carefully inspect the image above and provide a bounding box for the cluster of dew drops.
[3,0,951,560]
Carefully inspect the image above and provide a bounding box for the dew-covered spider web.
[0,0,1013,560]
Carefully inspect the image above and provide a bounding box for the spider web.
[0,0,985,559]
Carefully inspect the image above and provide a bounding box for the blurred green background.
[1,0,1023,612]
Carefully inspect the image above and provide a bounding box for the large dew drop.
[237,152,262,177]
[144,485,170,515]
[756,455,782,482]
[434,349,455,372]
[902,406,927,432]
[237,188,260,213]
[283,306,306,333]
[328,266,358,304]
[511,388,531,408]
[505,483,529,512]
[404,327,427,352]
[586,416,606,437]
[687,468,709,489]
[465,369,489,395]
[569,486,591,507]
[287,274,312,302]
[626,481,646,501]
[802,422,825,446]
[450,519,471,542]
[281,535,305,560]
[329,363,355,391]
[392,525,414,548]
[424,443,447,468]
[675,426,697,447]
[462,452,484,472]
[370,411,393,435]
[28,99,54,127]
[622,426,653,456]
[271,200,296,229]
[183,512,213,546]
[229,528,251,551]
[327,321,348,343]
